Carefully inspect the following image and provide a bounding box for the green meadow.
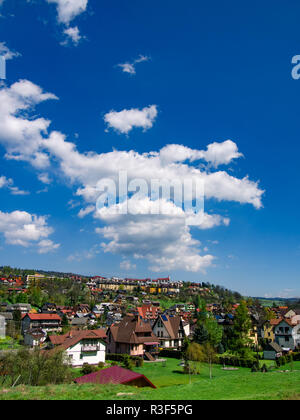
[0,358,300,400]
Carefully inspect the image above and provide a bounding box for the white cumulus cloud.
[46,0,88,25]
[104,105,158,135]
[0,210,59,252]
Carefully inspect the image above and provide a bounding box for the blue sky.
[0,0,300,297]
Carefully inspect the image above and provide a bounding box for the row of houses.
[18,310,189,367]
[262,309,300,356]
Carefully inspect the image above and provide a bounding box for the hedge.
[159,349,183,359]
[218,355,256,368]
[106,354,144,366]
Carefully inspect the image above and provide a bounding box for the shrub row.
[218,355,256,368]
[159,349,182,359]
[105,353,144,367]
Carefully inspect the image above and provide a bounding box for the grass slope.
[1,358,300,400]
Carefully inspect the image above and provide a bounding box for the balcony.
[81,345,99,352]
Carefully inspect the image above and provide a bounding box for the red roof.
[49,329,107,349]
[75,366,156,388]
[23,314,61,321]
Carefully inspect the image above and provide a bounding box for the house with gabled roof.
[107,315,159,359]
[136,305,161,322]
[22,313,62,334]
[49,329,107,367]
[274,318,300,350]
[152,314,188,350]
[263,342,283,360]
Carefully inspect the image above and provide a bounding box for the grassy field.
[0,338,21,351]
[0,358,300,400]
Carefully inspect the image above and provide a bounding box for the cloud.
[120,260,136,271]
[38,173,52,185]
[9,186,30,196]
[117,55,150,75]
[78,205,95,218]
[96,213,215,273]
[0,80,58,168]
[104,105,158,134]
[0,175,12,189]
[0,79,264,272]
[93,196,228,272]
[67,244,100,262]
[159,140,243,167]
[38,239,60,254]
[0,175,29,195]
[0,42,20,60]
[46,0,88,25]
[0,210,59,252]
[46,0,88,46]
[61,26,82,46]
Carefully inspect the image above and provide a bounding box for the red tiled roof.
[50,329,107,350]
[75,366,156,388]
[23,314,61,321]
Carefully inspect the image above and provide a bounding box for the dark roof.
[74,366,156,388]
[71,317,88,326]
[153,314,183,339]
[0,312,13,320]
[265,342,282,353]
[50,329,107,350]
[109,315,158,345]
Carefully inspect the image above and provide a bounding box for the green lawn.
[0,338,21,351]
[0,358,300,400]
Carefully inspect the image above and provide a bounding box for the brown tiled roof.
[270,318,282,326]
[154,315,182,339]
[274,318,296,327]
[50,329,107,350]
[109,315,158,345]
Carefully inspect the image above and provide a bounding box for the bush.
[134,357,144,368]
[122,354,134,370]
[81,363,98,375]
[218,354,255,368]
[98,362,105,369]
[0,347,71,386]
[261,364,268,373]
[106,353,143,365]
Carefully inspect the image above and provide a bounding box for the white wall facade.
[275,321,300,350]
[66,340,106,367]
[0,315,5,339]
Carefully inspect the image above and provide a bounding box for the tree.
[230,301,252,354]
[205,316,223,348]
[193,324,209,345]
[0,348,71,386]
[186,342,203,362]
[200,343,216,379]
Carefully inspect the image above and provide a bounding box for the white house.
[49,329,107,367]
[0,315,5,339]
[152,314,187,349]
[274,319,300,350]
